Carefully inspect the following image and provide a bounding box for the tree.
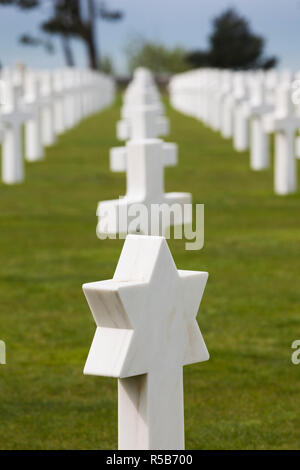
[186,8,277,70]
[42,0,124,69]
[0,0,124,69]
[125,38,189,75]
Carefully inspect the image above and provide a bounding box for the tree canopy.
[186,9,277,70]
[125,38,189,75]
[0,0,124,69]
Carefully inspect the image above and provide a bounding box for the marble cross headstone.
[248,78,273,170]
[53,70,66,136]
[73,69,84,125]
[0,79,29,184]
[272,84,300,195]
[207,70,222,131]
[217,71,233,136]
[118,68,168,141]
[97,139,191,236]
[40,70,57,147]
[63,69,77,130]
[83,234,209,450]
[117,106,169,142]
[24,71,44,162]
[220,87,234,139]
[233,73,250,152]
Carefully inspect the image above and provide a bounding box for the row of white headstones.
[169,68,300,195]
[0,66,115,184]
[96,68,193,236]
[83,68,210,450]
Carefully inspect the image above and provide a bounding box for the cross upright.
[23,71,44,162]
[97,139,191,236]
[217,70,233,136]
[220,91,234,139]
[272,84,300,194]
[248,77,273,170]
[207,70,222,131]
[83,235,209,450]
[0,79,30,184]
[122,85,163,116]
[233,73,250,152]
[62,69,76,131]
[40,70,57,147]
[110,140,177,172]
[117,105,169,141]
[73,69,84,125]
[53,70,66,136]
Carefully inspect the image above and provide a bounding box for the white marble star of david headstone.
[83,234,209,450]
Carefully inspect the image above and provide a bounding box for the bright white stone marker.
[83,234,209,450]
[53,69,66,136]
[233,73,250,152]
[24,71,44,162]
[117,68,169,142]
[97,139,191,236]
[248,78,273,170]
[98,67,188,237]
[0,80,29,184]
[40,71,57,147]
[0,65,115,184]
[117,106,169,141]
[110,141,177,172]
[272,84,300,195]
[218,71,233,138]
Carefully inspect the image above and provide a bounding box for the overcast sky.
[0,0,299,74]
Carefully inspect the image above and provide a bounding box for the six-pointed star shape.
[83,235,209,378]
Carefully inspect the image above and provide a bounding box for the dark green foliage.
[186,9,278,70]
[125,39,189,75]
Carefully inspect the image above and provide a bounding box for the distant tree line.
[126,9,278,75]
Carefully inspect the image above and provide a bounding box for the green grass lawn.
[1,95,300,450]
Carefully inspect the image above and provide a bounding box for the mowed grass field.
[1,94,300,450]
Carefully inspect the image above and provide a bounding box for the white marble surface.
[83,235,209,450]
[0,80,29,184]
[272,85,300,194]
[117,107,169,141]
[110,141,177,172]
[248,79,273,170]
[97,139,191,236]
[24,71,44,162]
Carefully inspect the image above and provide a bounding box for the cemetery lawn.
[1,95,300,450]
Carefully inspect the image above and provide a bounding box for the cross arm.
[249,103,273,117]
[110,143,178,172]
[273,116,300,132]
